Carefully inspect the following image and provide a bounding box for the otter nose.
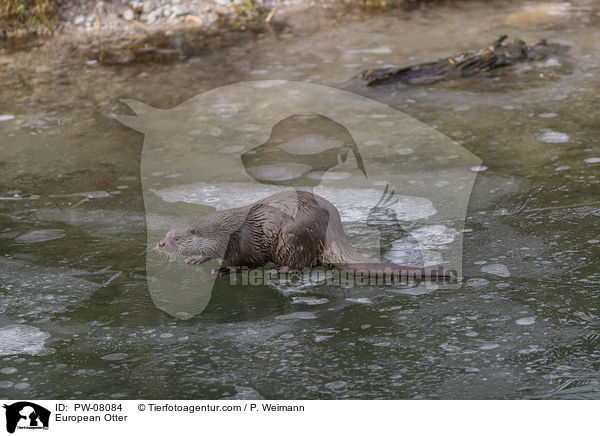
[159,240,166,247]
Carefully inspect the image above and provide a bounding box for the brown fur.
[157,190,455,281]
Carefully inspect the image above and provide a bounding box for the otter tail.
[321,237,455,283]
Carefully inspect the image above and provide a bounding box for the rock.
[145,10,160,23]
[172,5,189,16]
[74,14,86,25]
[143,0,155,12]
[123,8,135,20]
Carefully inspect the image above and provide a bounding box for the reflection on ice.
[153,182,439,223]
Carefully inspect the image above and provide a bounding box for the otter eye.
[173,236,179,242]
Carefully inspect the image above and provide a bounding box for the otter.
[157,190,455,282]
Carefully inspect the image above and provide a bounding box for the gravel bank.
[56,0,309,36]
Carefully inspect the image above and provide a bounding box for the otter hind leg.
[273,208,328,270]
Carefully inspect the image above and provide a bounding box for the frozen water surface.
[0,0,598,400]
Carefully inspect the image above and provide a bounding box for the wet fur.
[158,190,450,280]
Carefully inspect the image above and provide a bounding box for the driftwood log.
[356,35,567,87]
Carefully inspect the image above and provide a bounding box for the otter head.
[156,217,232,264]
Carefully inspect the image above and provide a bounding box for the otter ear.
[190,229,197,236]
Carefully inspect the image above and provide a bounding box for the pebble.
[143,0,155,12]
[172,5,189,16]
[123,9,135,20]
[0,115,15,121]
[146,10,160,23]
[584,157,600,163]
[0,367,18,374]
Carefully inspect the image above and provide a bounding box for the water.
[1,0,599,399]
